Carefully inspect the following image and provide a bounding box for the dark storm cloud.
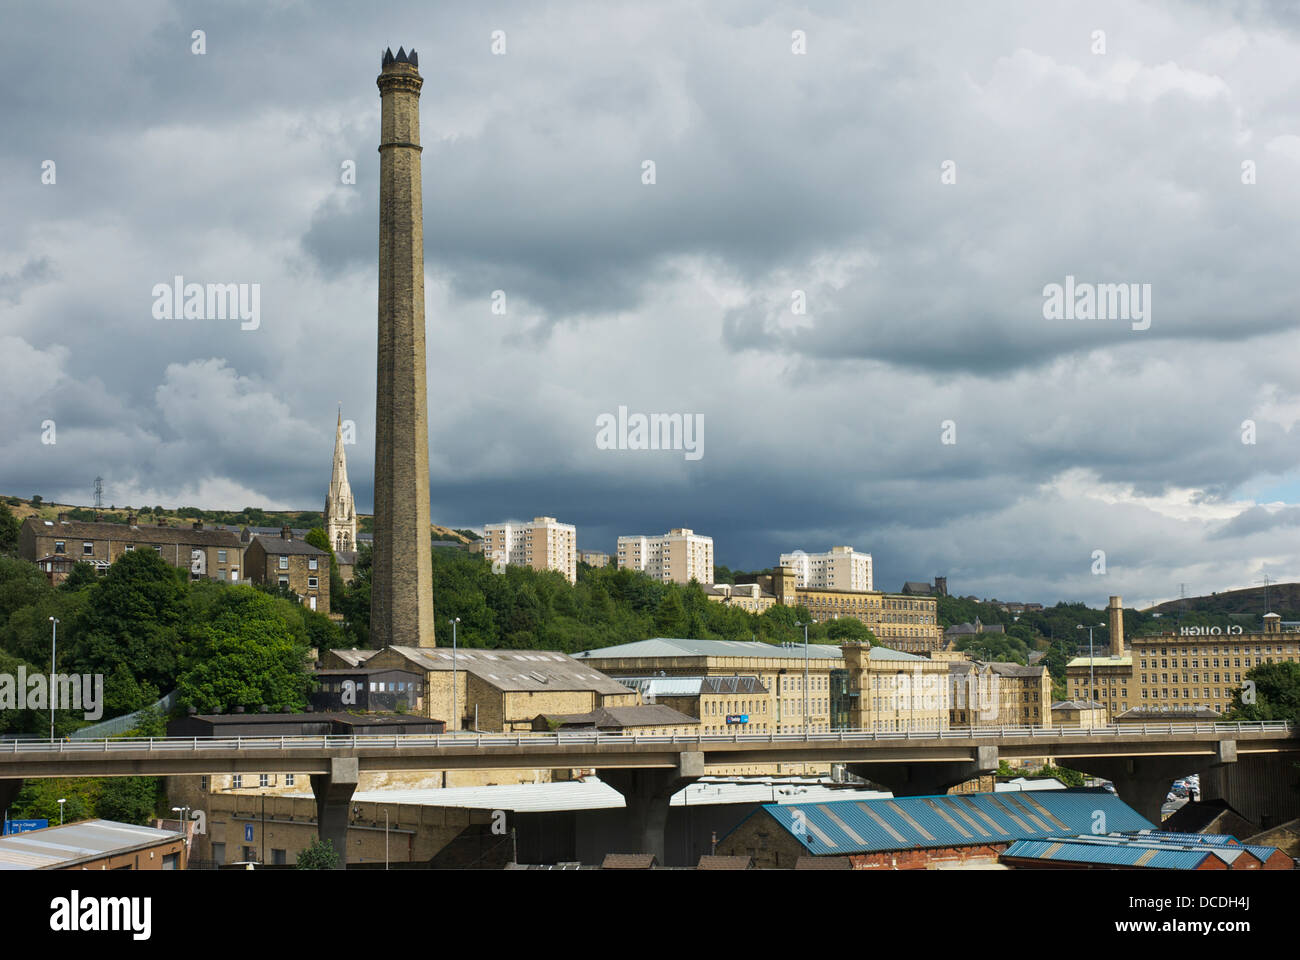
[5,0,1300,607]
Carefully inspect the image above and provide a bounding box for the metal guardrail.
[1,721,1292,754]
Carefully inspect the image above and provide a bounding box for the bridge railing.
[0,720,1292,754]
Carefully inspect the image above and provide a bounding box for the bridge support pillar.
[852,746,999,796]
[0,779,21,819]
[598,752,704,865]
[310,758,358,870]
[1069,743,1237,826]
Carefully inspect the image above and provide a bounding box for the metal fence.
[8,719,1292,754]
[68,691,176,740]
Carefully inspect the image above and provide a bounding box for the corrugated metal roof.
[754,790,1153,855]
[0,820,182,870]
[1003,837,1220,869]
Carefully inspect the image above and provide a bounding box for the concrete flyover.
[2,721,1293,858]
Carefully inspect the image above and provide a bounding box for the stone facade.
[244,528,330,615]
[20,515,244,582]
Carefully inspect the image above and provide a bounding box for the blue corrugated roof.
[1127,830,1239,846]
[1003,838,1218,869]
[752,789,1154,855]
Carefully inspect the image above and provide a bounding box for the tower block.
[372,47,436,648]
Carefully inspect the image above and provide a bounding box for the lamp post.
[171,805,190,847]
[1076,621,1105,710]
[794,621,811,734]
[57,798,66,825]
[48,617,58,741]
[449,617,461,732]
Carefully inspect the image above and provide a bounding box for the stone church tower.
[324,409,358,555]
[370,46,437,648]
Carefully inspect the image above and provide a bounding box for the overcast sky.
[5,0,1300,608]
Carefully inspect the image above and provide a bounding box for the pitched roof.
[795,855,853,869]
[249,534,327,557]
[23,517,241,547]
[574,637,927,662]
[325,648,379,667]
[733,789,1153,856]
[0,819,182,870]
[621,675,771,698]
[539,705,699,729]
[383,646,634,695]
[601,853,656,870]
[697,855,752,870]
[988,663,1045,678]
[1001,837,1226,869]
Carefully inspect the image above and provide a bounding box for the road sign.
[725,714,749,724]
[3,819,48,835]
[244,823,254,842]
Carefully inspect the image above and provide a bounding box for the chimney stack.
[1108,596,1125,657]
[281,525,292,540]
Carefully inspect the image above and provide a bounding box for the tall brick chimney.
[1108,596,1125,657]
[371,46,436,649]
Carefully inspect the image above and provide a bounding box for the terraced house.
[20,514,244,581]
[243,527,330,614]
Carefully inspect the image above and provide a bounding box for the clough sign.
[1178,625,1243,636]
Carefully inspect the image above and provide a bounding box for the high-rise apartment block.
[617,528,714,585]
[779,545,873,592]
[483,516,577,583]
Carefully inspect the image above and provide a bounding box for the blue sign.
[244,824,254,842]
[725,714,749,724]
[3,819,48,835]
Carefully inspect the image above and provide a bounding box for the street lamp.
[794,621,812,734]
[448,617,461,732]
[171,806,190,849]
[1076,622,1106,712]
[57,798,66,825]
[48,617,58,741]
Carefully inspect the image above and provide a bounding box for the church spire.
[325,408,357,554]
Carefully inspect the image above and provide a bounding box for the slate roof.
[250,534,327,557]
[601,853,657,870]
[988,663,1045,678]
[24,517,241,547]
[697,855,752,870]
[731,789,1154,856]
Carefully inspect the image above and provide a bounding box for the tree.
[60,562,99,591]
[0,502,19,555]
[70,549,191,697]
[653,590,688,637]
[95,778,162,824]
[1227,661,1300,725]
[296,836,340,870]
[175,587,313,713]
